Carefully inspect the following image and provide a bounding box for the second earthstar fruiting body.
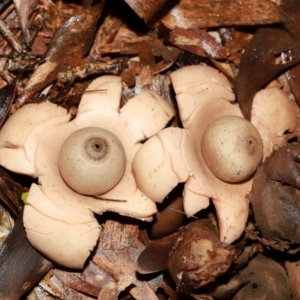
[133,65,299,244]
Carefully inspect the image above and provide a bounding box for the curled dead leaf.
[232,254,292,300]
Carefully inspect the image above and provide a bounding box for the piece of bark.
[0,211,53,300]
[38,271,96,300]
[124,0,168,23]
[168,27,229,59]
[101,215,140,250]
[93,223,162,300]
[93,246,161,300]
[0,18,23,53]
[161,0,284,30]
[52,261,114,298]
[92,15,123,51]
[97,276,136,300]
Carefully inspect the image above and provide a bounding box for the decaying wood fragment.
[124,0,168,23]
[101,214,140,250]
[168,28,229,59]
[161,0,284,29]
[93,217,163,300]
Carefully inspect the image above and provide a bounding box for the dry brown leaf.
[232,254,291,299]
[235,0,300,119]
[234,25,300,119]
[18,2,105,105]
[136,231,181,274]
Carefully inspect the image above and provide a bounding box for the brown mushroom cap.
[201,116,263,183]
[58,127,126,195]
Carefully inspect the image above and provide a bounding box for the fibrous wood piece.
[124,0,167,22]
[101,215,140,250]
[161,0,284,30]
[93,224,162,300]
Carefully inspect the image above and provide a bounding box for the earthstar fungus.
[0,75,174,268]
[133,65,298,244]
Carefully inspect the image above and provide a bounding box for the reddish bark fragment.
[124,0,168,23]
[161,0,284,30]
[168,27,229,59]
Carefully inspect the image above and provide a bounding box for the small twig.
[0,18,23,53]
[167,207,198,219]
[57,58,126,82]
[92,196,127,202]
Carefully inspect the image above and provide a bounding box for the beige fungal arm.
[0,102,70,176]
[133,127,189,203]
[170,65,235,123]
[24,184,100,269]
[251,87,298,158]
